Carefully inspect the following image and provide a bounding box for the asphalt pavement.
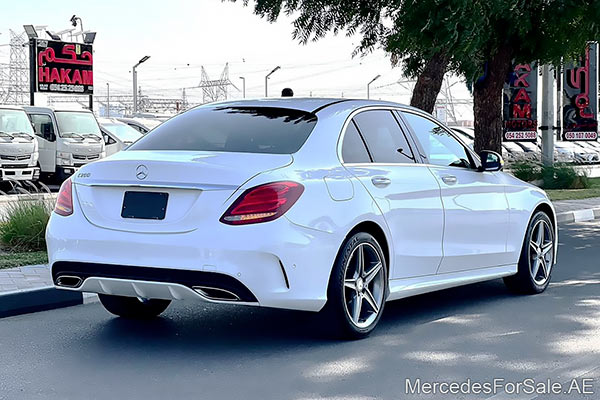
[0,220,599,400]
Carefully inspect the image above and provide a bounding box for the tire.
[321,232,388,339]
[504,211,555,294]
[99,294,171,319]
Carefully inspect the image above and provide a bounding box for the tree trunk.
[410,52,450,113]
[473,45,513,154]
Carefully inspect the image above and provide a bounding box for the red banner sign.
[35,39,93,94]
[503,63,538,142]
[562,43,598,141]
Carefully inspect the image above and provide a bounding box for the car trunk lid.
[73,150,292,233]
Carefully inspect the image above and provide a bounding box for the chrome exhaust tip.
[56,275,83,288]
[192,286,241,302]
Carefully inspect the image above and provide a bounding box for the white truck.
[24,107,105,183]
[0,105,40,184]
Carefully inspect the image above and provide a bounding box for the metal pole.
[239,77,245,98]
[29,39,36,106]
[106,82,110,117]
[367,75,381,100]
[133,67,137,114]
[556,63,562,141]
[265,75,268,97]
[131,56,150,115]
[541,64,555,166]
[265,66,281,98]
[88,94,93,111]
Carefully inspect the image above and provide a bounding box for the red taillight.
[220,181,304,225]
[54,178,73,216]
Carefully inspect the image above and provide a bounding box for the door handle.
[371,176,391,187]
[441,175,457,185]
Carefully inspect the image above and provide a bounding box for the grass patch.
[545,177,600,201]
[0,200,52,252]
[0,250,48,269]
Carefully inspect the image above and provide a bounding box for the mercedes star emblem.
[136,164,148,180]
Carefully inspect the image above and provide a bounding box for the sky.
[0,0,473,120]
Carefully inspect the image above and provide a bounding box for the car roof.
[202,97,421,114]
[0,104,27,111]
[97,117,126,125]
[23,106,93,114]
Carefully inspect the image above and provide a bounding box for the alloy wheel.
[343,242,385,329]
[529,219,554,285]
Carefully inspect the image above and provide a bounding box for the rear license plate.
[121,191,168,220]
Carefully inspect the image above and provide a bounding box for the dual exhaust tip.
[56,275,241,302]
[192,286,241,302]
[55,275,83,288]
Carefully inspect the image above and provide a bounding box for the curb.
[0,287,83,318]
[556,208,600,224]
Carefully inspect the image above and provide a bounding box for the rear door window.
[129,106,318,154]
[341,121,371,163]
[353,110,415,163]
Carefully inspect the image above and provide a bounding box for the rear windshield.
[128,106,318,154]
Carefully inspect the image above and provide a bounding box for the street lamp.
[367,74,381,99]
[132,56,150,114]
[70,15,83,30]
[239,77,246,98]
[23,25,37,39]
[83,32,97,44]
[265,66,281,97]
[23,25,38,106]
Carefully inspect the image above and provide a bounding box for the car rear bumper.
[46,208,339,312]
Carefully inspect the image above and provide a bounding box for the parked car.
[450,126,516,161]
[47,99,557,339]
[116,117,163,135]
[570,141,600,163]
[553,141,581,163]
[97,118,143,157]
[0,105,40,183]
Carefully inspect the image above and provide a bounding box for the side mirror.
[479,150,503,172]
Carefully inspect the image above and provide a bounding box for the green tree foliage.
[234,0,600,152]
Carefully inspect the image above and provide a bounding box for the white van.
[25,106,105,183]
[0,105,40,183]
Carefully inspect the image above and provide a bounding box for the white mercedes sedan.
[47,98,557,339]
